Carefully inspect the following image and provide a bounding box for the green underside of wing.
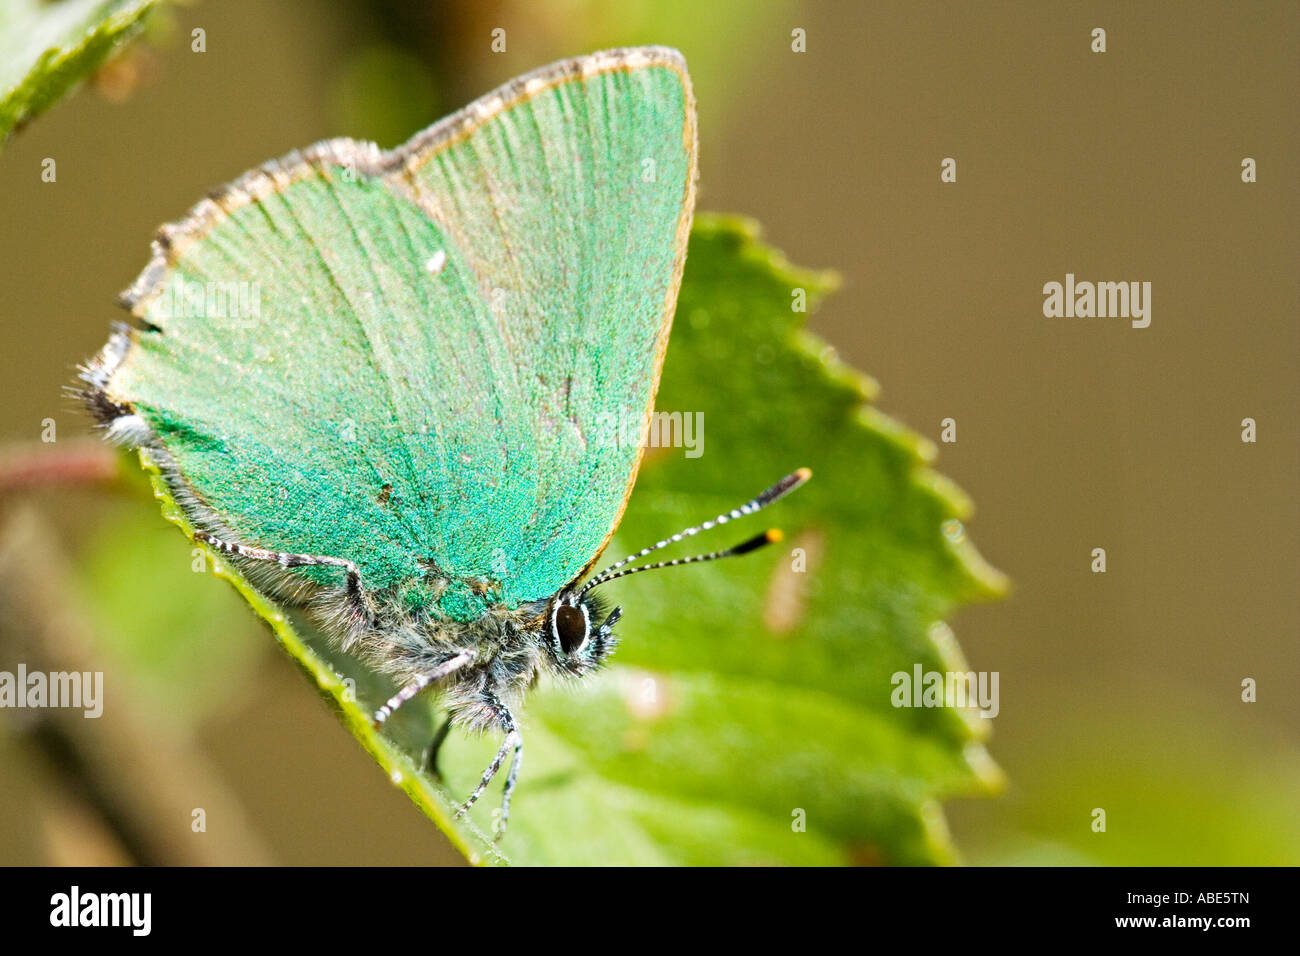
[112,61,693,618]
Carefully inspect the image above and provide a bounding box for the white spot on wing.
[475,96,505,120]
[425,249,447,275]
[580,55,609,77]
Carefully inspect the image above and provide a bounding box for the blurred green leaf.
[130,214,1005,865]
[327,43,441,148]
[490,0,793,128]
[0,0,158,147]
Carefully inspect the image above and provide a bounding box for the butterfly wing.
[89,47,697,619]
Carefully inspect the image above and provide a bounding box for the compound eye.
[555,603,589,655]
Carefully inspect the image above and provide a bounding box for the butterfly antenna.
[578,467,811,596]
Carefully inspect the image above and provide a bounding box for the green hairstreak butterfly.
[79,46,810,837]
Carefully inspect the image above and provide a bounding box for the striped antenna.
[579,528,785,593]
[578,467,811,596]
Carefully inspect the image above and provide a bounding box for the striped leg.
[454,694,522,840]
[498,732,524,839]
[372,650,475,727]
[194,530,362,598]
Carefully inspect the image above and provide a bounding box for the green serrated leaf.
[0,0,159,147]
[128,214,1006,866]
[476,213,1008,864]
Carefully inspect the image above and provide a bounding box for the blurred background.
[0,0,1296,864]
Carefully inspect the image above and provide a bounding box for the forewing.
[386,47,697,601]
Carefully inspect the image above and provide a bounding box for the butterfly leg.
[372,650,475,727]
[194,530,376,643]
[193,531,363,600]
[454,693,523,840]
[498,726,524,838]
[422,712,455,777]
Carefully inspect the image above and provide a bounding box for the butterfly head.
[544,591,621,676]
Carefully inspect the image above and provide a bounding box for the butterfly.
[78,46,809,838]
